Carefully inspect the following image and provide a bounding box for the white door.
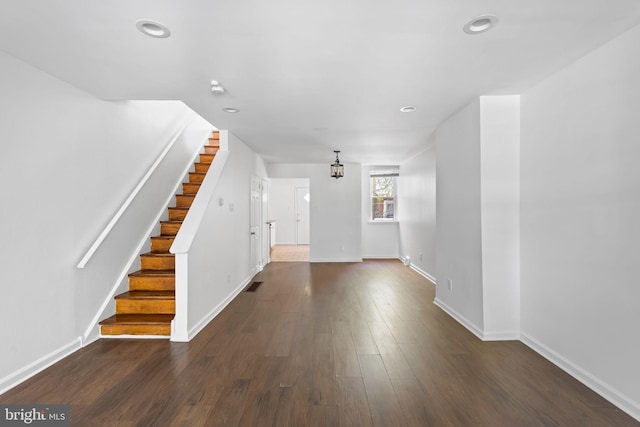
[261,178,270,265]
[250,176,261,272]
[295,187,310,245]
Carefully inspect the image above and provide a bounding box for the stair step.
[160,221,182,236]
[182,182,201,195]
[175,194,195,208]
[151,235,175,253]
[194,162,210,173]
[141,252,175,270]
[168,207,189,221]
[115,291,175,315]
[199,153,215,164]
[100,314,173,336]
[189,172,207,184]
[97,131,224,337]
[203,145,219,155]
[129,270,175,291]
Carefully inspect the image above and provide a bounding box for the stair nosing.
[141,252,174,257]
[129,270,175,277]
[99,314,174,325]
[115,291,175,300]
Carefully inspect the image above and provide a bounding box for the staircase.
[99,131,220,336]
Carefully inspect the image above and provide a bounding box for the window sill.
[368,220,398,224]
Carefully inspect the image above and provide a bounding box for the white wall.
[434,96,521,340]
[480,96,520,339]
[0,50,207,393]
[397,142,437,281]
[361,165,399,258]
[520,24,640,417]
[269,178,310,245]
[434,99,485,332]
[172,132,268,340]
[268,163,362,262]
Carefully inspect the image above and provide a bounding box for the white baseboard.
[362,254,400,259]
[433,298,484,340]
[521,332,640,422]
[409,263,437,285]
[0,337,82,396]
[175,274,253,342]
[82,329,101,347]
[309,258,363,263]
[482,330,520,341]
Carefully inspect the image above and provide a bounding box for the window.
[370,169,398,221]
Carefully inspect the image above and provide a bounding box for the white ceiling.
[2,0,640,164]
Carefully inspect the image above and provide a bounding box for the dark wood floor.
[1,260,637,426]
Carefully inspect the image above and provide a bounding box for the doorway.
[268,178,310,262]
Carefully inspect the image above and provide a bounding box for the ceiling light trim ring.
[463,15,498,35]
[136,19,171,38]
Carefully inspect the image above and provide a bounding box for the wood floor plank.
[237,356,289,426]
[309,332,338,406]
[271,386,295,426]
[368,321,414,378]
[332,320,362,377]
[337,377,374,427]
[207,379,251,427]
[168,405,214,427]
[391,377,442,427]
[359,354,408,427]
[265,312,299,356]
[348,311,379,355]
[1,260,637,426]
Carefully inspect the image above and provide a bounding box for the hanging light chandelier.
[330,150,344,179]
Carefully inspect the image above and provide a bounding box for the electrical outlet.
[419,252,423,261]
[340,244,344,252]
[227,274,231,284]
[447,279,453,291]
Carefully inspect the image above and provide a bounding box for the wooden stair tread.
[115,291,175,300]
[129,270,175,277]
[99,314,174,325]
[141,252,174,257]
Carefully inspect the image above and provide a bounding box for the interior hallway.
[270,244,310,262]
[1,260,636,426]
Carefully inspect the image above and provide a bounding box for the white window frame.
[370,169,398,222]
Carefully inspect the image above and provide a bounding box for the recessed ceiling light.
[400,106,416,113]
[463,15,498,35]
[222,108,239,113]
[136,19,171,38]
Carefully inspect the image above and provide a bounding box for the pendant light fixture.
[330,150,344,179]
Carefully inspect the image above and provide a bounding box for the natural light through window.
[370,169,398,221]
